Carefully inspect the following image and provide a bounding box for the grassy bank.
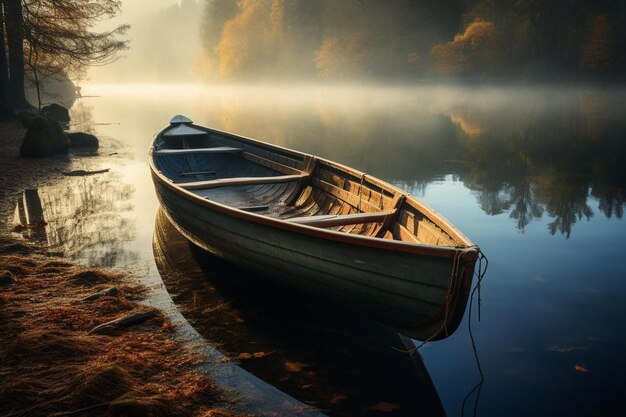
[0,120,249,417]
[0,241,247,417]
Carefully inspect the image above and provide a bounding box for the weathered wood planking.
[150,118,479,341]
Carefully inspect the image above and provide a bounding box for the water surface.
[13,84,626,416]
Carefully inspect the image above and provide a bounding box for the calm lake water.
[15,84,626,416]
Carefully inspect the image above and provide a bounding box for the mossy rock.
[67,132,99,148]
[19,117,70,157]
[41,103,70,123]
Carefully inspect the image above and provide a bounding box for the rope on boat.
[391,247,489,416]
[462,247,489,417]
[395,248,466,353]
[391,248,488,357]
[474,249,488,322]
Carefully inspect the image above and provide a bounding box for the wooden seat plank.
[286,210,396,228]
[179,173,308,190]
[154,147,243,156]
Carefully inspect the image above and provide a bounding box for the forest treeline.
[198,0,626,81]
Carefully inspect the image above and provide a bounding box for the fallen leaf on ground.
[575,364,590,373]
[330,394,346,404]
[369,402,401,412]
[285,361,309,372]
[237,351,273,360]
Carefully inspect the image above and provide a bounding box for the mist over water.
[34,81,622,416]
[69,0,626,415]
[82,81,626,238]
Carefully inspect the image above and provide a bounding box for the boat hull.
[153,177,475,340]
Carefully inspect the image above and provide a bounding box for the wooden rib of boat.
[149,115,480,341]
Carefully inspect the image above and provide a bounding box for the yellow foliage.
[191,51,214,80]
[455,20,498,48]
[270,0,284,38]
[431,42,470,75]
[581,14,613,71]
[431,19,500,75]
[214,0,285,77]
[314,31,369,79]
[407,52,420,66]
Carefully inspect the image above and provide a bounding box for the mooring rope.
[390,246,489,415]
[392,248,465,354]
[462,248,489,417]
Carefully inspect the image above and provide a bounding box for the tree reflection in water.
[411,88,624,238]
[203,86,624,238]
[15,172,138,267]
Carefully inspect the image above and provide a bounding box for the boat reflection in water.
[153,208,446,417]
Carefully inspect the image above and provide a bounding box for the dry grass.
[0,241,251,417]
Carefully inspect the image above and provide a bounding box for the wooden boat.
[149,115,481,341]
[153,207,446,416]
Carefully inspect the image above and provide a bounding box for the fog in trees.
[88,0,626,84]
[76,1,626,237]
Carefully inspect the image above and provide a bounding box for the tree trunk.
[4,0,29,108]
[0,3,9,105]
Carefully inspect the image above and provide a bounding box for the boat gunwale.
[149,124,477,259]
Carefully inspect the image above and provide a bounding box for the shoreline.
[0,120,65,230]
[0,241,246,417]
[0,119,328,417]
[0,121,249,417]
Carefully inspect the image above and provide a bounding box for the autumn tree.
[0,4,10,104]
[0,0,128,109]
[315,31,370,79]
[580,13,614,72]
[3,0,28,107]
[197,0,626,81]
[213,0,285,77]
[313,1,372,79]
[201,0,238,55]
[431,41,470,75]
[431,19,501,76]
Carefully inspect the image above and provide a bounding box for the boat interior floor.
[156,156,390,238]
[154,147,458,243]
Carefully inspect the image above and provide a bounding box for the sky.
[92,0,180,32]
[88,0,198,84]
